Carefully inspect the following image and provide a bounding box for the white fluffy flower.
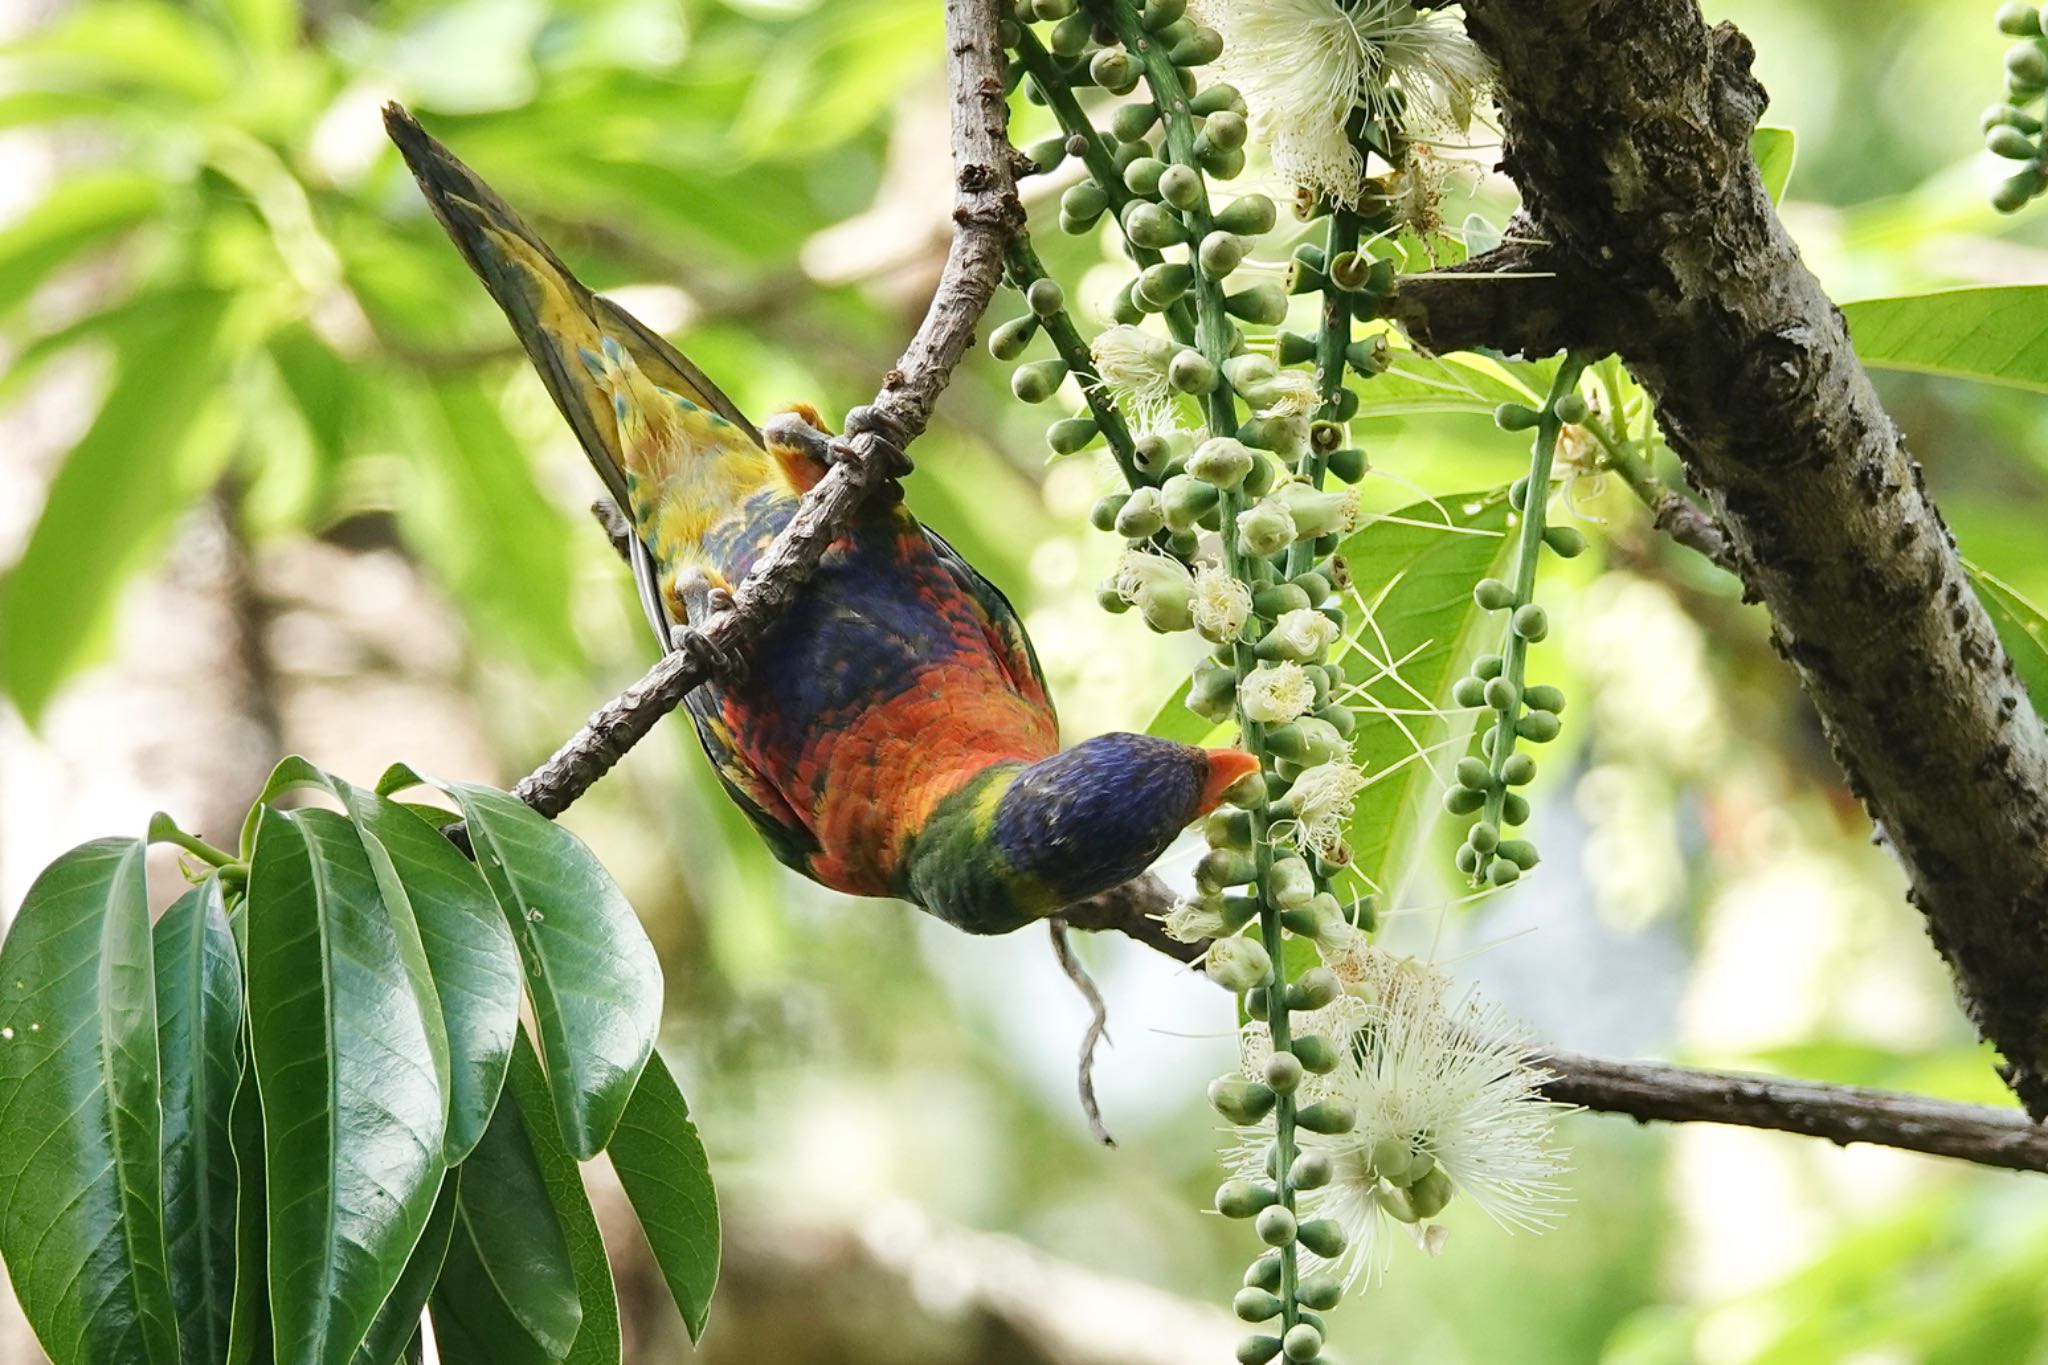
[1240,661,1317,724]
[1201,0,1491,207]
[1114,547,1196,632]
[1273,607,1341,660]
[1230,949,1569,1291]
[1192,561,1254,643]
[1161,895,1230,944]
[1091,324,1182,432]
[1252,367,1322,420]
[1276,760,1368,859]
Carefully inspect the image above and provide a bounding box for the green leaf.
[0,838,180,1365]
[4,0,235,103]
[1752,126,1796,205]
[1843,286,2048,392]
[1348,350,1546,419]
[1966,560,2048,718]
[0,289,234,725]
[1332,491,1517,899]
[430,1034,620,1365]
[353,1173,459,1365]
[608,1053,719,1341]
[0,171,163,318]
[245,807,450,1365]
[247,757,519,1162]
[155,877,244,1365]
[378,768,660,1159]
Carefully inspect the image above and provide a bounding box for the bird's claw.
[840,404,914,480]
[669,621,746,682]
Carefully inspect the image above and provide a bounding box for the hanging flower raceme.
[1230,947,1569,1292]
[1198,0,1491,207]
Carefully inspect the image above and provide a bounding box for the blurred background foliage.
[4,0,2048,1360]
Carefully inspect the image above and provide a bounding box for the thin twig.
[1049,917,1116,1147]
[1541,1049,2048,1173]
[509,0,1021,818]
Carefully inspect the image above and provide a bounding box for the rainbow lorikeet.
[386,108,1257,935]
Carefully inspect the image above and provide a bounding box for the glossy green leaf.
[0,838,180,1365]
[247,757,519,1162]
[0,289,233,725]
[245,807,449,1365]
[430,1034,620,1365]
[1349,350,1545,419]
[0,170,162,318]
[608,1053,719,1342]
[1843,286,2048,392]
[1333,491,1517,899]
[155,877,244,1365]
[1752,126,1796,205]
[1967,561,2048,718]
[379,768,660,1159]
[353,1173,459,1365]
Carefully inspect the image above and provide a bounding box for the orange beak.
[1196,748,1262,816]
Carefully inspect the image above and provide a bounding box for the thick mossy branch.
[1390,0,2048,1116]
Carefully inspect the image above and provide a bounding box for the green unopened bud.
[1552,391,1590,425]
[988,314,1038,361]
[1170,24,1223,65]
[1202,109,1248,153]
[1049,9,1092,53]
[1370,1136,1418,1183]
[1290,1035,1337,1074]
[1115,485,1164,537]
[2010,41,2048,86]
[1155,350,1213,399]
[1501,753,1536,786]
[1281,1323,1322,1362]
[1517,709,1561,743]
[1244,1250,1283,1290]
[1216,1178,1279,1218]
[1990,124,2041,160]
[1111,102,1161,145]
[1061,179,1108,224]
[1292,1150,1332,1191]
[1224,281,1289,325]
[1253,582,1310,618]
[1455,756,1492,791]
[1199,849,1261,893]
[1262,1051,1304,1094]
[1544,524,1586,557]
[1111,279,1148,322]
[1468,820,1499,855]
[1047,416,1099,455]
[1192,82,1247,115]
[1295,1217,1346,1258]
[2001,0,2044,33]
[1011,358,1067,403]
[1494,402,1542,431]
[1487,856,1521,886]
[1452,674,1487,708]
[1502,790,1531,825]
[1160,162,1206,210]
[1294,1099,1354,1136]
[1234,1287,1284,1322]
[1214,193,1277,236]
[1442,785,1484,815]
[1089,47,1139,93]
[1988,101,2045,133]
[1995,164,2048,212]
[1236,416,1305,460]
[1512,603,1549,641]
[1134,432,1176,472]
[1266,853,1317,906]
[1408,1165,1454,1219]
[1498,838,1541,870]
[1296,1273,1342,1312]
[1455,841,1480,874]
[1123,155,1169,199]
[1222,353,1278,392]
[1182,436,1251,490]
[1287,967,1341,1011]
[1210,1075,1278,1123]
[1138,260,1195,307]
[1483,676,1520,711]
[1090,493,1129,532]
[1523,684,1565,713]
[1272,483,1360,538]
[1254,1204,1297,1246]
[1025,277,1064,317]
[1024,135,1067,174]
[1188,656,1240,722]
[1198,230,1248,279]
[1473,577,1515,610]
[1142,0,1187,26]
[1032,0,1076,18]
[1475,653,1505,679]
[1162,474,1221,532]
[1205,805,1253,851]
[1238,1334,1283,1365]
[1237,501,1298,558]
[1125,201,1187,250]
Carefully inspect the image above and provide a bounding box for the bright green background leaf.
[607,1053,719,1342]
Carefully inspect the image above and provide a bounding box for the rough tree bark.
[1391,0,2048,1116]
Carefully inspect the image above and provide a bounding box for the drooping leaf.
[0,838,180,1365]
[378,767,660,1159]
[1843,286,2048,392]
[1332,491,1518,900]
[352,1173,459,1365]
[245,807,449,1365]
[0,289,234,725]
[1752,126,1796,204]
[608,1053,719,1342]
[1967,560,2048,718]
[430,1034,620,1365]
[0,170,163,318]
[155,877,244,1365]
[247,757,519,1161]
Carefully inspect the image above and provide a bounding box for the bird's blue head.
[991,734,1259,907]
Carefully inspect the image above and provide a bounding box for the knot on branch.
[1707,23,1766,139]
[1744,323,1823,410]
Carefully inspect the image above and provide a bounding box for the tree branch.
[1390,0,2048,1116]
[509,0,1022,819]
